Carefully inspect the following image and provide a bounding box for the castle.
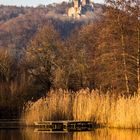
[68,0,94,18]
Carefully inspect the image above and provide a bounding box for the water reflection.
[0,129,23,140]
[97,129,140,140]
[1,128,140,140]
[23,129,73,140]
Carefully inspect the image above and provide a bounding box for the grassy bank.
[22,89,140,128]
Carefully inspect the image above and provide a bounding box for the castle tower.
[74,0,81,8]
[68,0,94,18]
[82,0,91,6]
[82,0,86,6]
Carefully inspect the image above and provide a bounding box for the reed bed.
[22,89,140,128]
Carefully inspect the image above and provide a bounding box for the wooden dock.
[34,121,95,132]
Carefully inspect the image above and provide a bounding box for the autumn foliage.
[0,0,139,119]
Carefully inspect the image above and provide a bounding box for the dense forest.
[0,0,139,119]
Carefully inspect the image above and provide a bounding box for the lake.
[1,128,140,140]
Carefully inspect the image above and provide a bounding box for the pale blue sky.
[0,0,104,6]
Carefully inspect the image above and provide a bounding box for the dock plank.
[34,121,95,132]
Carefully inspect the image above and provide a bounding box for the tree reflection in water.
[1,128,140,140]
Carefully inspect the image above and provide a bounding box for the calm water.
[1,128,140,140]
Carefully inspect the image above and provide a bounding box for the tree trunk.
[137,28,140,93]
[121,34,130,93]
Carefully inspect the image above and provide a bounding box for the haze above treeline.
[0,0,104,7]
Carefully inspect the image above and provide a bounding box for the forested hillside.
[0,0,139,119]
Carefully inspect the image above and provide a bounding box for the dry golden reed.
[22,89,140,128]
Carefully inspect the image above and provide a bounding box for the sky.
[0,0,104,7]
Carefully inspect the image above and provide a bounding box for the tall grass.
[22,89,140,128]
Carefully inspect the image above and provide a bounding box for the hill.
[0,2,105,49]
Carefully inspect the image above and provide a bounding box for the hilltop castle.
[68,0,94,18]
